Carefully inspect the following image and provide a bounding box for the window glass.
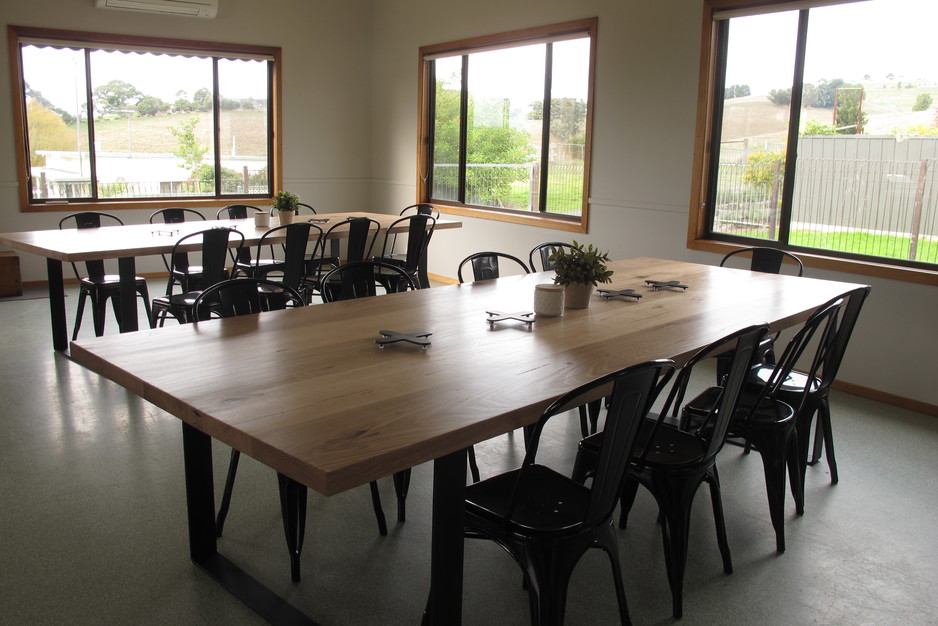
[431,55,462,202]
[21,45,92,201]
[546,37,590,216]
[218,58,270,195]
[704,0,938,268]
[465,44,542,210]
[420,19,596,227]
[13,28,276,207]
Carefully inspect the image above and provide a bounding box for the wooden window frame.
[687,1,938,286]
[416,18,597,234]
[8,25,283,213]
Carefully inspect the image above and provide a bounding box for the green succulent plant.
[549,241,613,287]
[272,190,300,213]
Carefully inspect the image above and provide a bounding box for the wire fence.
[432,162,583,216]
[713,157,938,263]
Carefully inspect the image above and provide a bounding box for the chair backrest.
[268,202,317,216]
[756,286,870,412]
[457,252,530,283]
[149,208,206,272]
[520,360,675,528]
[319,261,417,302]
[170,227,244,292]
[400,203,441,219]
[640,324,769,466]
[58,212,124,281]
[720,247,804,276]
[379,214,436,273]
[192,278,305,321]
[528,242,574,272]
[216,204,260,220]
[256,222,323,290]
[149,208,206,224]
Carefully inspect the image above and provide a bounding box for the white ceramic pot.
[278,210,295,225]
[563,282,594,309]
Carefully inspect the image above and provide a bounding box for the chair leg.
[617,476,640,529]
[277,472,308,583]
[467,447,481,483]
[215,449,241,537]
[92,292,107,336]
[706,466,733,574]
[369,480,388,536]
[392,468,411,523]
[648,470,705,620]
[72,289,89,341]
[749,428,793,553]
[595,523,632,626]
[818,398,838,484]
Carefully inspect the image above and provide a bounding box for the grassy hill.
[721,83,938,142]
[81,109,268,156]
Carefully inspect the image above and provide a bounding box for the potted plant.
[272,190,300,225]
[549,241,613,309]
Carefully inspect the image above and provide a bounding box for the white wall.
[367,0,938,408]
[1,0,935,407]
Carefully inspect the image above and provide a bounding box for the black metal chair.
[150,228,244,326]
[456,251,529,283]
[464,359,675,626]
[318,260,418,528]
[682,290,869,554]
[720,246,805,276]
[379,204,440,266]
[319,260,417,302]
[715,247,806,385]
[216,204,279,277]
[373,213,436,290]
[572,324,769,619]
[59,212,153,340]
[303,217,382,302]
[191,278,309,581]
[240,223,324,302]
[528,241,575,272]
[149,208,206,295]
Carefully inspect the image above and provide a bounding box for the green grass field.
[737,228,938,264]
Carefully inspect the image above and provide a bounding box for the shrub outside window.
[418,19,596,232]
[9,26,281,211]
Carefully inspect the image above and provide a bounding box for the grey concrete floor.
[1,285,937,625]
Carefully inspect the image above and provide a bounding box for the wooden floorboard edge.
[833,380,938,418]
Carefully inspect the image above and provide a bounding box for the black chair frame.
[59,211,154,339]
[456,251,529,283]
[528,241,575,272]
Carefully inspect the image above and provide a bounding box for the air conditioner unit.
[94,0,218,18]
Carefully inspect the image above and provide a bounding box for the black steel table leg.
[277,473,308,583]
[117,256,138,333]
[47,258,68,351]
[423,450,466,625]
[181,423,314,625]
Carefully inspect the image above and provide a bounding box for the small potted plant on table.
[549,241,613,309]
[272,190,300,225]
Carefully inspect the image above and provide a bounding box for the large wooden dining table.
[68,257,864,624]
[0,211,460,351]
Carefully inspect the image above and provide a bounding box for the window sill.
[22,197,272,214]
[434,203,588,234]
[688,238,938,286]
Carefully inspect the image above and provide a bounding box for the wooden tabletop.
[0,211,461,262]
[69,257,863,496]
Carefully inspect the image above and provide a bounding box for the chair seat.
[752,365,821,396]
[466,464,590,534]
[578,418,707,471]
[153,291,201,309]
[80,274,147,287]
